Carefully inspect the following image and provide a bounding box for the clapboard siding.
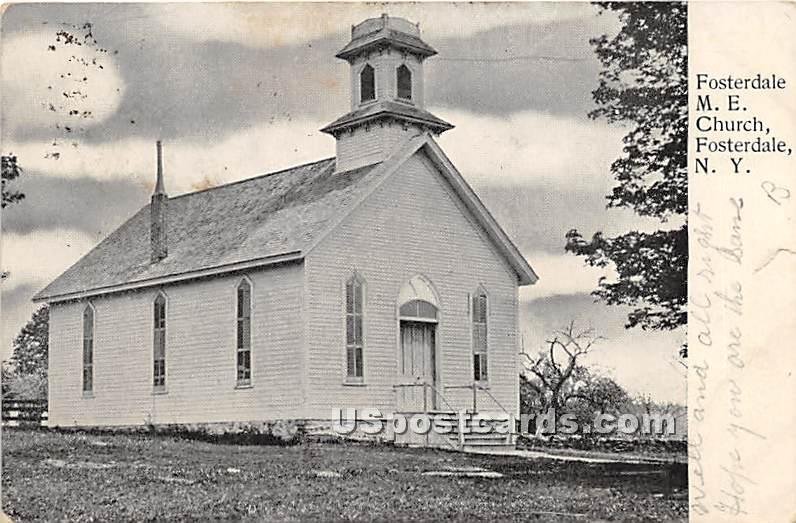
[336,122,424,172]
[47,150,522,426]
[336,126,384,171]
[305,150,520,418]
[47,263,305,427]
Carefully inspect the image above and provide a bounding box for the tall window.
[82,304,94,393]
[345,275,364,380]
[397,64,412,101]
[236,279,252,385]
[153,293,166,389]
[472,291,488,381]
[360,64,375,103]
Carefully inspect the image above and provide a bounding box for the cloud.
[520,293,686,404]
[1,229,96,359]
[519,252,615,301]
[2,4,615,146]
[4,117,334,194]
[1,30,125,137]
[435,108,626,190]
[1,229,96,293]
[1,283,41,361]
[1,174,147,236]
[148,3,596,49]
[5,107,624,196]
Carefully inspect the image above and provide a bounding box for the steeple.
[150,140,168,263]
[321,14,453,172]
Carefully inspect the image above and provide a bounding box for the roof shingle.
[35,158,384,300]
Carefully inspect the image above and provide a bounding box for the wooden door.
[398,321,436,411]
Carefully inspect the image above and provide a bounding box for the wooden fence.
[1,398,48,427]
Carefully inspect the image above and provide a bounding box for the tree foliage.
[566,2,688,354]
[1,155,25,208]
[9,306,50,376]
[3,370,48,400]
[3,307,49,400]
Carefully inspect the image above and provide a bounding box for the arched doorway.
[396,276,440,411]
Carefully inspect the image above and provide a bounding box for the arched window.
[399,300,437,321]
[471,290,488,381]
[345,274,364,380]
[153,293,167,390]
[82,304,94,393]
[236,279,252,386]
[397,64,412,101]
[360,64,375,103]
[397,275,440,312]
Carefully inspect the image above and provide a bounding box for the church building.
[36,15,538,448]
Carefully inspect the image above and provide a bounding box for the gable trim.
[419,137,538,285]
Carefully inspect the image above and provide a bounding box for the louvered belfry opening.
[320,14,453,172]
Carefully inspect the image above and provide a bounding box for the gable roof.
[34,159,384,302]
[304,134,538,286]
[417,137,538,285]
[36,134,537,303]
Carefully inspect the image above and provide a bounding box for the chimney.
[150,140,168,263]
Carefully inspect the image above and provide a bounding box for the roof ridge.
[168,157,335,200]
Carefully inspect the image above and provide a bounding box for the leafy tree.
[1,154,25,280]
[9,306,49,376]
[3,307,49,400]
[1,364,14,397]
[578,372,631,414]
[3,370,48,400]
[565,2,688,355]
[1,154,25,208]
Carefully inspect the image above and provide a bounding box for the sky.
[0,3,686,403]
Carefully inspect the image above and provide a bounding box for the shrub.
[4,372,47,400]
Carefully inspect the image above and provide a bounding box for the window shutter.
[345,275,365,379]
[471,289,489,382]
[236,280,252,385]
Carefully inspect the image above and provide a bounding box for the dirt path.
[467,446,686,465]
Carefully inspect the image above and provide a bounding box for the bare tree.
[520,321,606,412]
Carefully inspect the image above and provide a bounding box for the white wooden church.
[36,15,538,447]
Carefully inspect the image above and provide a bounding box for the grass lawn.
[2,429,687,521]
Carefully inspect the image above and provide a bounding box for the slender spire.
[154,140,166,195]
[151,140,168,262]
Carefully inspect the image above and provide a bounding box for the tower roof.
[320,100,453,136]
[336,14,437,61]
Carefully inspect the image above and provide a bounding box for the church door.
[397,320,437,411]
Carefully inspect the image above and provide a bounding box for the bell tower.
[321,14,453,172]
